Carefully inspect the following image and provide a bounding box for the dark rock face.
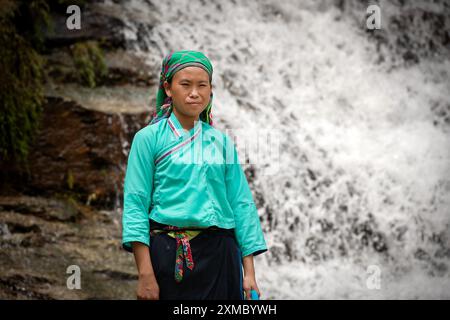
[0,274,56,300]
[1,97,149,208]
[45,7,127,49]
[0,196,81,222]
[0,196,137,299]
[2,1,156,208]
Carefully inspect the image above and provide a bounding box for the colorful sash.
[151,227,202,283]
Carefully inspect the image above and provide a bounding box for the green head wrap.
[150,50,214,126]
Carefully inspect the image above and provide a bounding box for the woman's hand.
[136,273,160,300]
[243,275,261,300]
[132,242,159,300]
[242,254,261,300]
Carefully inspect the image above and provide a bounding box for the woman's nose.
[189,88,199,97]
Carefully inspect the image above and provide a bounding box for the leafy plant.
[0,1,48,165]
[71,41,108,88]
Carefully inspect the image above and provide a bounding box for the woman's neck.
[172,108,199,131]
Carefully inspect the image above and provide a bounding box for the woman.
[122,50,267,300]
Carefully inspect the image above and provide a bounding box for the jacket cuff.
[122,237,150,253]
[241,245,268,258]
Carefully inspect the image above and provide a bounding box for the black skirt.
[149,220,244,300]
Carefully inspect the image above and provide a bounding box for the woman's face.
[163,66,212,119]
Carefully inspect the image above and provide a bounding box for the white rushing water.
[100,0,450,299]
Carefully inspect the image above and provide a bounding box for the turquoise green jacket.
[122,111,268,258]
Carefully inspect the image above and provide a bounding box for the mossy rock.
[70,41,108,88]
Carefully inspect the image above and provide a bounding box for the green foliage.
[12,0,52,52]
[71,41,108,88]
[0,0,105,165]
[0,10,45,164]
[67,169,74,190]
[27,0,52,50]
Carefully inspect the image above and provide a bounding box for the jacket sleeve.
[122,128,155,252]
[224,134,268,258]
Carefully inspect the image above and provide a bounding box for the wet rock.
[45,4,127,49]
[0,274,55,300]
[0,196,137,299]
[45,83,153,114]
[45,48,158,88]
[0,196,80,222]
[103,50,158,87]
[1,98,149,208]
[93,269,138,281]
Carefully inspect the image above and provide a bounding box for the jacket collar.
[167,111,201,139]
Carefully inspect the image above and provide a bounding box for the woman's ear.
[163,80,172,97]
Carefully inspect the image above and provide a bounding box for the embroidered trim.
[155,125,202,165]
[167,117,181,138]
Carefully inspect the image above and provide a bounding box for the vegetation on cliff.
[0,1,49,165]
[0,0,106,167]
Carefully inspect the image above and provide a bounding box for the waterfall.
[99,0,450,298]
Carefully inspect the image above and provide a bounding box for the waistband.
[149,219,235,283]
[149,218,229,233]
